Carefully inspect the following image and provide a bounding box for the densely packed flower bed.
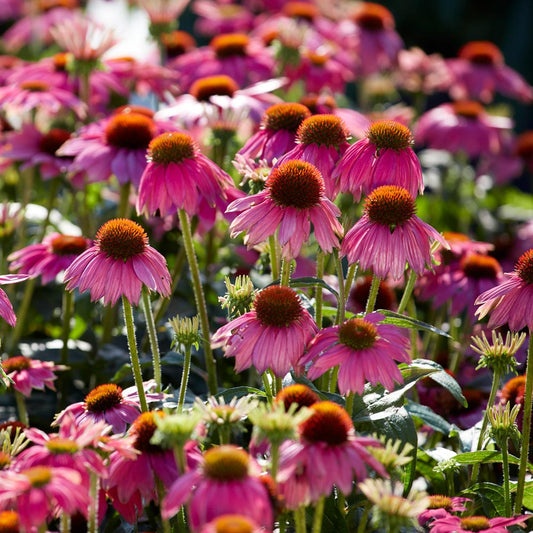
[0,0,532,531]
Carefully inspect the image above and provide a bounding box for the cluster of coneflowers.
[0,0,532,532]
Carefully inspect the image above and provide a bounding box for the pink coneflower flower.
[2,0,80,52]
[415,101,512,159]
[172,33,275,91]
[475,249,533,331]
[0,274,28,327]
[228,160,343,259]
[0,78,85,119]
[8,233,91,285]
[50,14,116,62]
[347,275,397,314]
[104,411,200,523]
[284,45,355,95]
[63,218,171,306]
[277,401,387,508]
[419,252,504,320]
[446,41,533,104]
[14,414,110,487]
[333,120,424,201]
[0,465,90,532]
[274,114,350,198]
[193,1,255,37]
[341,185,448,280]
[301,312,411,394]
[157,74,284,129]
[2,124,72,180]
[162,445,273,531]
[428,512,530,533]
[160,30,197,61]
[394,47,452,94]
[54,381,165,434]
[138,0,190,27]
[58,107,174,187]
[418,495,471,526]
[0,511,24,533]
[337,2,403,77]
[136,131,234,218]
[1,356,64,397]
[199,514,263,533]
[211,285,318,377]
[238,102,311,164]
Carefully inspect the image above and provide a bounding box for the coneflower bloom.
[162,445,273,531]
[277,401,386,508]
[193,1,254,37]
[228,160,343,260]
[475,249,533,331]
[136,131,235,218]
[446,41,533,103]
[8,233,91,285]
[415,101,512,159]
[333,120,424,201]
[238,102,311,164]
[199,514,263,533]
[211,285,318,377]
[337,2,403,77]
[428,512,530,533]
[0,274,28,327]
[418,495,471,526]
[0,465,90,532]
[0,78,85,119]
[172,33,275,91]
[274,114,350,198]
[104,411,201,523]
[341,185,448,280]
[1,356,64,397]
[2,124,73,179]
[63,218,171,306]
[301,312,411,394]
[58,107,175,187]
[54,381,165,434]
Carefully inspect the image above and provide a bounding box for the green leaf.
[522,481,533,511]
[405,400,452,435]
[454,450,532,470]
[463,482,506,517]
[378,309,451,338]
[215,386,267,401]
[409,359,467,407]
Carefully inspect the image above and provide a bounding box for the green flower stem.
[315,251,325,329]
[14,390,28,426]
[177,344,192,413]
[312,496,325,533]
[141,286,162,392]
[141,246,187,352]
[470,368,502,485]
[501,440,511,516]
[174,444,187,474]
[262,372,273,401]
[329,366,339,394]
[117,182,131,219]
[397,269,417,315]
[156,478,172,533]
[294,506,306,533]
[60,514,70,533]
[344,263,358,304]
[365,274,381,314]
[280,259,291,287]
[101,304,117,344]
[345,392,354,418]
[88,471,99,533]
[275,375,283,396]
[7,278,36,355]
[269,235,280,282]
[335,251,346,325]
[357,504,370,533]
[514,332,533,514]
[121,296,148,413]
[178,209,218,396]
[58,289,74,410]
[270,441,280,483]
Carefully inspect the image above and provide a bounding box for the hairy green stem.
[58,289,74,410]
[335,251,346,325]
[269,235,280,282]
[88,471,99,533]
[177,344,192,413]
[14,390,28,426]
[312,496,325,533]
[397,269,417,315]
[122,296,148,412]
[365,274,381,314]
[142,286,162,391]
[280,259,291,287]
[501,440,511,516]
[514,332,533,513]
[315,251,325,329]
[178,209,217,395]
